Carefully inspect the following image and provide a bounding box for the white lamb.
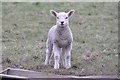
[45,10,75,69]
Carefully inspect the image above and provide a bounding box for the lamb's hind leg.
[64,43,72,69]
[45,39,53,65]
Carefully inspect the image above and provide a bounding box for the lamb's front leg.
[61,48,65,67]
[64,43,72,69]
[53,44,61,69]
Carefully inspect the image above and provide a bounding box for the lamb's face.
[56,12,68,28]
[50,10,75,28]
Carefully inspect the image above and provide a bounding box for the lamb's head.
[50,10,75,28]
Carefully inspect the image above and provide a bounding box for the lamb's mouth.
[60,24,65,28]
[60,26,64,28]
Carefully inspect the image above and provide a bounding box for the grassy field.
[0,2,2,72]
[2,2,118,76]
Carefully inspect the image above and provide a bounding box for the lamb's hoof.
[54,64,59,69]
[65,65,71,69]
[45,61,49,66]
[45,63,48,66]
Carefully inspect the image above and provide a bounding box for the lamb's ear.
[67,10,75,17]
[50,10,58,17]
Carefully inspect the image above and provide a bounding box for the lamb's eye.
[65,17,68,19]
[57,17,59,19]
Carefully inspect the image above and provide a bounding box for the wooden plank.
[0,68,119,80]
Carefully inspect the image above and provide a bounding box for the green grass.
[2,2,118,76]
[0,2,2,72]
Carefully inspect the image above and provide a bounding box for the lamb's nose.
[61,21,64,25]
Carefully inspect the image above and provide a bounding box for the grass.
[0,2,2,72]
[2,2,118,76]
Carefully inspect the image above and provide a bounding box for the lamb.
[45,10,75,69]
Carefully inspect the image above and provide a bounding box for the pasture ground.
[2,2,118,76]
